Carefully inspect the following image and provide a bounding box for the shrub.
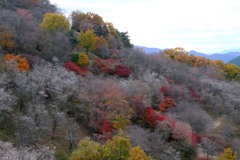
[95,59,117,75]
[95,59,131,77]
[64,62,90,76]
[115,65,131,77]
[71,53,79,62]
[98,120,112,135]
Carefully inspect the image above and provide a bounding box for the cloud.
[50,0,240,53]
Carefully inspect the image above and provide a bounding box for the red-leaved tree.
[144,107,167,127]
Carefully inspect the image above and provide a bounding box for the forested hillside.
[0,1,240,160]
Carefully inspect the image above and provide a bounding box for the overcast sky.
[50,0,240,54]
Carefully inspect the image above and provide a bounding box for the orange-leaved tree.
[5,54,29,71]
[159,97,176,112]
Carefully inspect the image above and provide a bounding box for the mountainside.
[1,1,240,160]
[229,56,240,66]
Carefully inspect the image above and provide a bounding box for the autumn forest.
[0,0,240,160]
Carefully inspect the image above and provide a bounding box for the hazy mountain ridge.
[134,46,162,54]
[137,46,240,63]
[229,56,240,66]
[219,49,240,54]
[137,46,240,62]
[188,50,207,57]
[189,50,240,63]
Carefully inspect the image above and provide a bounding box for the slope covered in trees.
[0,1,239,160]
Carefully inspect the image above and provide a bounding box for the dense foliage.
[0,1,239,160]
[40,13,70,32]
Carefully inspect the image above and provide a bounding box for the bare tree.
[35,30,70,61]
[175,107,214,134]
[126,125,181,160]
[0,140,55,160]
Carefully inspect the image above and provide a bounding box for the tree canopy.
[40,13,70,32]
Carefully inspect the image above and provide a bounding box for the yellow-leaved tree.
[77,30,97,53]
[68,137,101,160]
[217,147,237,160]
[101,132,132,160]
[68,133,152,160]
[77,52,89,67]
[128,146,152,160]
[40,13,70,32]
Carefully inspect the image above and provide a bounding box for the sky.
[49,0,240,54]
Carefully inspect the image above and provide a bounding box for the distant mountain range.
[134,46,162,54]
[135,46,240,63]
[218,49,240,54]
[189,50,240,63]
